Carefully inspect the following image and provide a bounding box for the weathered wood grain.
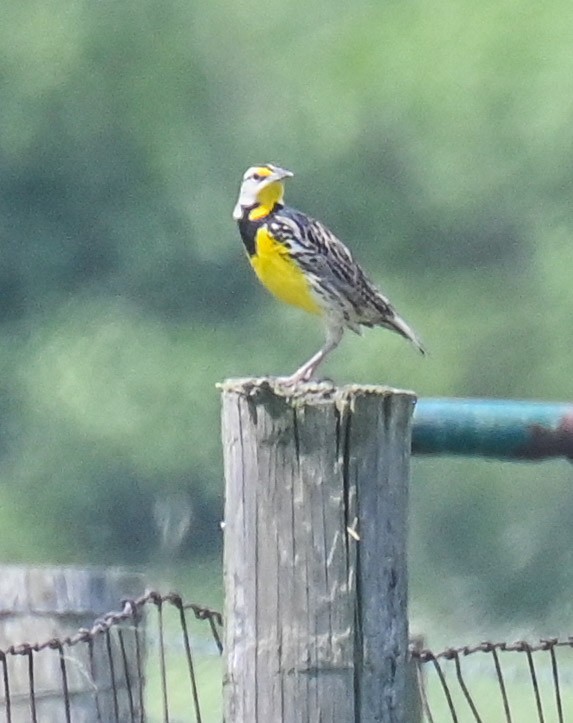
[221,379,416,723]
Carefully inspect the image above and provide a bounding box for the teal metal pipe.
[412,399,573,462]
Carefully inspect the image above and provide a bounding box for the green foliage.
[0,0,571,625]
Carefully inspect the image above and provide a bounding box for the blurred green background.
[1,0,572,643]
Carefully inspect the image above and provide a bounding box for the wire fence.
[412,636,573,722]
[1,589,573,722]
[0,590,222,723]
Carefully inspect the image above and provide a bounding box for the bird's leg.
[277,324,343,386]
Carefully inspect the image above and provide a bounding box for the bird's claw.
[273,367,315,387]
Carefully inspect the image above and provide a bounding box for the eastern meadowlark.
[233,163,425,384]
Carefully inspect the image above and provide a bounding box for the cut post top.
[219,376,417,408]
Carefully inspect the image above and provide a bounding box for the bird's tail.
[382,312,426,355]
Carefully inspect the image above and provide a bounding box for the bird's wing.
[304,216,396,319]
[306,221,426,351]
[267,207,425,351]
[267,210,367,311]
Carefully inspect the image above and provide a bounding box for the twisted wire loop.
[522,643,545,723]
[2,589,572,722]
[0,651,12,723]
[411,635,573,722]
[451,650,482,722]
[171,593,203,723]
[415,656,435,723]
[55,641,71,723]
[0,591,223,722]
[117,628,136,722]
[431,656,458,722]
[26,650,36,723]
[105,628,120,723]
[124,599,145,723]
[547,640,564,723]
[153,594,169,723]
[490,645,512,722]
[88,636,103,723]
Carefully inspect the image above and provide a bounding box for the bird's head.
[233,164,293,221]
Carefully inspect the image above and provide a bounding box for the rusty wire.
[1,590,573,722]
[411,635,573,722]
[0,591,223,723]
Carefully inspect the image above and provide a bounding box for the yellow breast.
[250,227,321,315]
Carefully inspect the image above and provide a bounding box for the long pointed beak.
[272,167,294,181]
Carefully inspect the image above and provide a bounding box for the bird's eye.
[252,173,262,181]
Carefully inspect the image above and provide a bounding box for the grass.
[140,558,573,721]
[143,556,224,722]
[422,648,573,721]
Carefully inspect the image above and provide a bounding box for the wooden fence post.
[0,566,145,722]
[221,379,416,722]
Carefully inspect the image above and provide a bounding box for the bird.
[233,163,425,384]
